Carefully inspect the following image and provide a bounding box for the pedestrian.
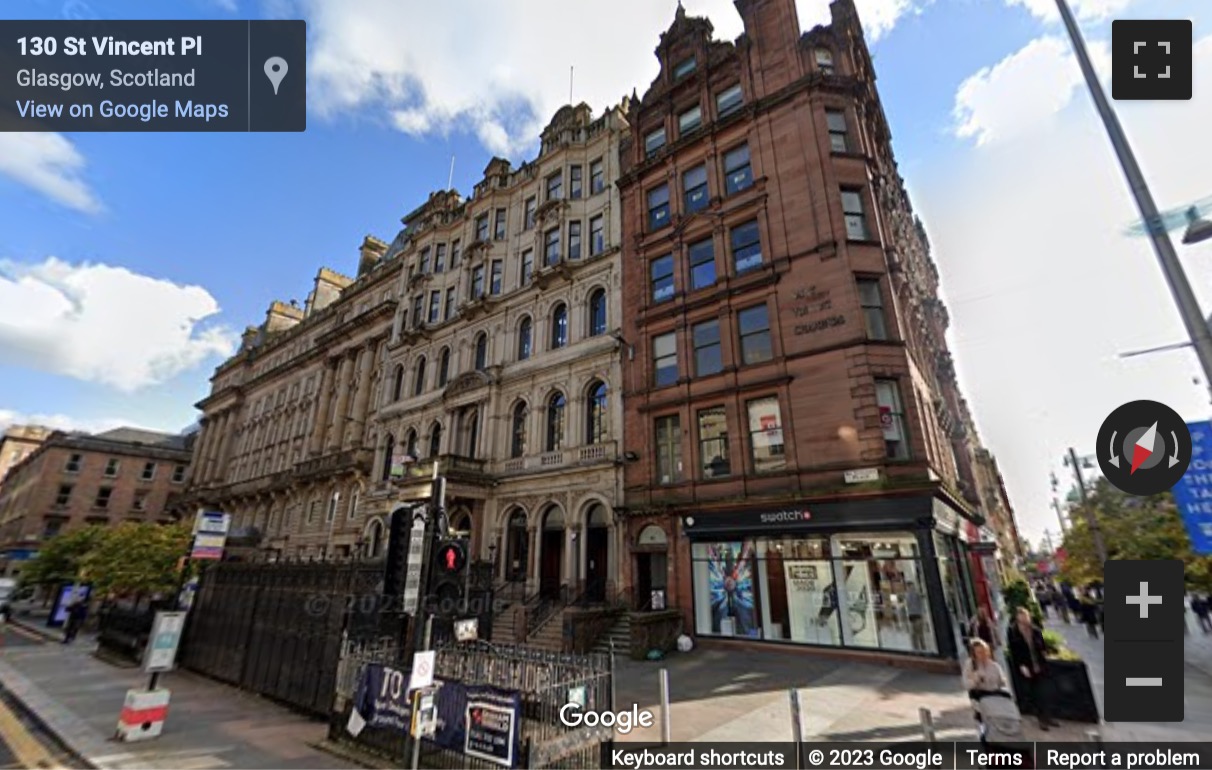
[905,582,926,651]
[1037,587,1051,619]
[1007,607,1059,731]
[1053,588,1070,624]
[1079,595,1099,639]
[969,608,998,653]
[1195,595,1212,634]
[62,591,87,644]
[965,638,1007,697]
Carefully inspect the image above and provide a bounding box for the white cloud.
[918,35,1212,543]
[0,258,238,392]
[0,133,101,214]
[952,36,1110,146]
[1004,0,1135,23]
[0,409,134,437]
[303,0,920,156]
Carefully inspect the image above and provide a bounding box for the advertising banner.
[430,682,522,768]
[1171,420,1212,555]
[348,663,412,735]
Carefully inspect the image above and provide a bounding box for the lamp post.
[1054,0,1212,402]
[1062,448,1109,566]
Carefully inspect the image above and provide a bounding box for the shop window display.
[691,532,937,654]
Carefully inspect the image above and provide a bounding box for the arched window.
[405,429,418,460]
[392,365,404,401]
[474,332,488,371]
[588,289,607,337]
[511,402,528,458]
[429,421,443,457]
[550,303,568,349]
[517,317,533,361]
[546,392,566,452]
[365,518,384,558]
[586,380,608,445]
[381,433,395,481]
[438,347,451,387]
[413,356,427,396]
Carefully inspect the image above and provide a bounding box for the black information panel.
[0,20,305,132]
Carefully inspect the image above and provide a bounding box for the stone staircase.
[592,612,631,656]
[524,609,566,652]
[490,603,524,644]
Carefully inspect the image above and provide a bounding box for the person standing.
[1053,587,1070,624]
[1194,594,1212,634]
[969,608,998,653]
[1007,607,1058,731]
[906,582,926,651]
[62,591,87,644]
[1079,592,1100,639]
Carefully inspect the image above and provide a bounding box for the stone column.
[310,360,335,455]
[326,353,354,453]
[215,411,236,481]
[204,413,225,483]
[193,418,215,484]
[347,344,375,448]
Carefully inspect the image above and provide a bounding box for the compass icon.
[1097,400,1192,496]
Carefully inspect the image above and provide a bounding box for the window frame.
[104,458,120,477]
[826,109,850,153]
[731,219,763,274]
[588,289,607,337]
[738,304,774,365]
[645,126,667,157]
[586,381,608,445]
[589,215,605,256]
[692,319,723,377]
[673,56,696,80]
[568,220,582,260]
[651,254,675,304]
[490,259,503,295]
[647,184,671,231]
[653,332,678,388]
[544,227,561,267]
[471,265,485,299]
[517,317,533,360]
[550,304,569,349]
[546,171,563,201]
[697,406,731,479]
[434,243,447,273]
[590,158,605,194]
[858,278,889,340]
[546,393,566,452]
[841,188,872,241]
[475,214,489,242]
[569,165,583,199]
[716,83,743,117]
[521,249,534,286]
[474,333,489,371]
[688,237,716,290]
[445,286,457,320]
[678,104,703,135]
[494,208,507,240]
[428,290,442,323]
[655,414,682,485]
[876,379,910,460]
[683,164,709,214]
[141,461,156,481]
[746,396,787,474]
[723,144,754,196]
[524,196,537,230]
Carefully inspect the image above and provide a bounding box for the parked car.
[0,577,18,621]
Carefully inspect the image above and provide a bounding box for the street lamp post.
[1064,448,1109,566]
[1054,0,1212,402]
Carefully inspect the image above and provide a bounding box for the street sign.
[143,611,187,673]
[1172,420,1212,554]
[410,650,435,691]
[191,532,227,560]
[844,467,879,484]
[401,517,426,614]
[193,510,231,535]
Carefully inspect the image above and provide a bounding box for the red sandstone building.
[0,428,192,577]
[616,0,1011,662]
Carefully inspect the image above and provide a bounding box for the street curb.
[0,657,160,770]
[8,615,61,643]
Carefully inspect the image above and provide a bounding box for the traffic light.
[429,538,467,617]
[383,505,414,596]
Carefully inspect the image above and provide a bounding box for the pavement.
[0,612,356,770]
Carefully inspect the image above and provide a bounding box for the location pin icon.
[264,57,288,95]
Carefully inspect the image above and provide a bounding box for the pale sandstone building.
[0,425,53,483]
[173,240,403,559]
[369,103,630,606]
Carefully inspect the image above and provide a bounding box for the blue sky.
[2,0,1211,545]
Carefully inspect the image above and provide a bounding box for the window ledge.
[846,238,883,248]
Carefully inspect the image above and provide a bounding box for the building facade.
[174,238,403,560]
[0,428,192,576]
[0,425,52,483]
[368,104,629,603]
[614,0,1013,662]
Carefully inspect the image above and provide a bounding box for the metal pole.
[409,614,434,770]
[788,688,804,769]
[918,707,935,742]
[1068,447,1108,564]
[1055,0,1212,402]
[658,668,672,745]
[1052,498,1069,533]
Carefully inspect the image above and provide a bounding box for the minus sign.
[1126,678,1163,686]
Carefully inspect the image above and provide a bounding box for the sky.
[1,0,1210,548]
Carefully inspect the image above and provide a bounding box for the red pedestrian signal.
[436,540,466,574]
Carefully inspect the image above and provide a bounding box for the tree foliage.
[1059,479,1212,590]
[20,525,107,587]
[81,522,193,597]
[23,522,192,597]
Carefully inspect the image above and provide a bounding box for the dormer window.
[815,48,835,75]
[645,127,667,158]
[716,84,743,117]
[678,105,702,136]
[673,56,696,80]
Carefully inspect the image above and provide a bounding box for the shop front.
[676,493,979,661]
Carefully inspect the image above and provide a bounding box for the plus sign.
[1126,581,1163,619]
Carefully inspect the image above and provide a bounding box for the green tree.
[1060,480,1207,587]
[80,522,192,597]
[20,526,107,587]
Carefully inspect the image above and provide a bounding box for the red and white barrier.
[116,688,171,742]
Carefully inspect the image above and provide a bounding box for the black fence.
[180,558,387,716]
[329,640,614,769]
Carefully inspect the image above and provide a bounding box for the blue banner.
[1172,420,1212,555]
[350,663,411,732]
[429,681,522,768]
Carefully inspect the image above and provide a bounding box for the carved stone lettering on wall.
[789,285,846,336]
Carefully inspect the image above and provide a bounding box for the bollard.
[659,668,672,745]
[1086,729,1102,746]
[919,707,935,742]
